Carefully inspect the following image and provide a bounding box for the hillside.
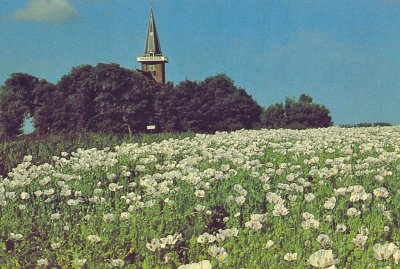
[1,127,400,268]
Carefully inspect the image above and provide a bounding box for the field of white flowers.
[1,127,400,268]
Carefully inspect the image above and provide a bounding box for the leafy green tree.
[262,94,332,129]
[298,93,313,104]
[155,74,262,133]
[56,64,96,131]
[153,82,182,132]
[198,74,262,132]
[31,82,62,134]
[260,103,285,129]
[55,63,158,134]
[91,65,157,134]
[0,73,45,137]
[1,68,263,136]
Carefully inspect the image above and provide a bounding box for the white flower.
[51,242,61,250]
[20,192,30,200]
[265,240,274,249]
[194,190,205,198]
[120,212,131,221]
[336,224,347,233]
[323,197,336,210]
[109,183,123,192]
[103,213,115,222]
[178,260,212,269]
[208,245,228,263]
[284,252,297,261]
[37,258,49,268]
[39,176,51,186]
[87,235,101,243]
[353,234,368,248]
[5,192,16,199]
[235,195,246,206]
[197,233,211,244]
[334,187,347,196]
[373,187,389,198]
[272,203,289,216]
[245,220,262,231]
[303,212,315,220]
[309,249,339,268]
[43,188,55,196]
[107,173,117,180]
[146,239,160,252]
[195,205,206,212]
[324,215,333,222]
[302,218,320,230]
[266,192,283,204]
[110,259,125,267]
[250,214,267,223]
[160,233,182,246]
[51,213,61,221]
[218,228,238,239]
[60,188,71,197]
[34,190,43,197]
[67,199,80,206]
[393,249,400,264]
[316,234,332,247]
[93,188,103,195]
[10,233,23,240]
[347,208,361,217]
[215,233,226,243]
[75,258,87,267]
[373,243,398,261]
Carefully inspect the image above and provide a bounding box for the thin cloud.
[14,0,78,23]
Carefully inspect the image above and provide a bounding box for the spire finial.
[150,0,153,10]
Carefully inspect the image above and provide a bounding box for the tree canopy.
[55,63,158,134]
[261,94,333,129]
[0,65,264,137]
[0,64,333,138]
[0,73,52,137]
[154,74,262,133]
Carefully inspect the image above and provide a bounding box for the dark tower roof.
[144,9,162,56]
[137,7,168,83]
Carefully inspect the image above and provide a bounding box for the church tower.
[137,8,168,83]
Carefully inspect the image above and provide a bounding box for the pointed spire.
[144,8,162,56]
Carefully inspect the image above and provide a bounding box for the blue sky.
[1,0,399,125]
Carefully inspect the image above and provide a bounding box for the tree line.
[0,63,333,138]
[339,122,392,128]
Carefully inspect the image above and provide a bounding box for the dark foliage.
[55,63,158,134]
[0,67,263,136]
[339,122,392,128]
[261,94,333,129]
[0,73,47,137]
[1,65,333,137]
[154,74,262,133]
[204,204,230,234]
